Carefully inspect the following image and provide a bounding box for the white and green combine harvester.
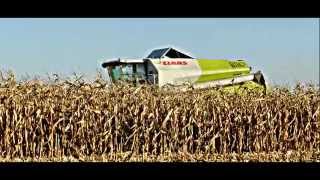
[101,47,267,93]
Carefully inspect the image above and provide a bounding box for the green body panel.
[196,59,250,83]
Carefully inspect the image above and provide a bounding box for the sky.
[0,18,319,86]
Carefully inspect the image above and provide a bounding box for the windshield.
[106,64,147,83]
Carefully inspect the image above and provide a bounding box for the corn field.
[0,72,319,162]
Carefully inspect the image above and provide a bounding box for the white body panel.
[120,59,144,63]
[150,58,202,86]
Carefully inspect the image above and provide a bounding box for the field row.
[0,75,319,161]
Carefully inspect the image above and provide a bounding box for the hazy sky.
[0,18,319,86]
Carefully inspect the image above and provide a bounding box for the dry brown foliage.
[0,72,319,161]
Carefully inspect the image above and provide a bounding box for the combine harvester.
[101,47,268,93]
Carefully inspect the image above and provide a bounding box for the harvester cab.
[101,47,267,93]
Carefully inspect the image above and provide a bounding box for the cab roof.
[146,47,194,59]
[101,47,195,68]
